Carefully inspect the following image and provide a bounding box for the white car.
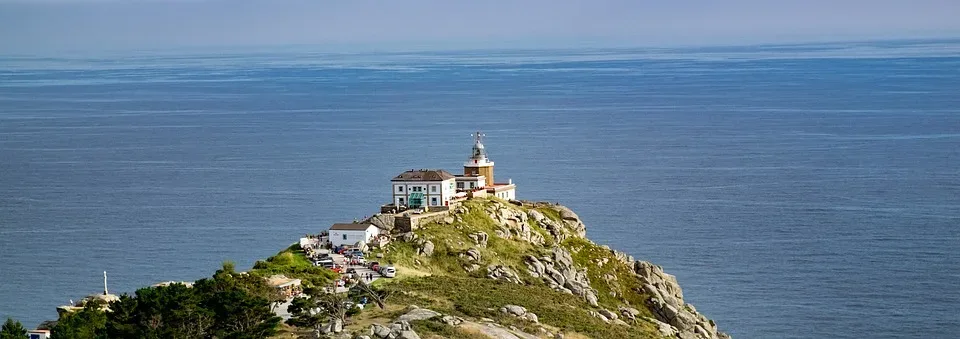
[381,266,396,278]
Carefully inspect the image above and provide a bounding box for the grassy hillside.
[359,198,662,338]
[251,244,337,287]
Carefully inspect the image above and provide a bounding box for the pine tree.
[1,318,28,339]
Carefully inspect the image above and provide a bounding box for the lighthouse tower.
[464,131,495,187]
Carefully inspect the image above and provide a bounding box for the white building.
[329,223,381,247]
[391,169,457,208]
[455,174,486,191]
[486,180,516,200]
[387,132,516,208]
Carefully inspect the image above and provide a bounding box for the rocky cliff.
[343,199,729,339]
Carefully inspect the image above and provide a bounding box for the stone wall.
[395,210,452,232]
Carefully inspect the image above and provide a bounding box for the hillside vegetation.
[350,198,729,339]
[35,198,727,339]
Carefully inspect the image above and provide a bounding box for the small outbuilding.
[266,275,303,298]
[329,223,380,247]
[28,329,51,339]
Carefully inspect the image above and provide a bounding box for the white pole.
[103,271,108,295]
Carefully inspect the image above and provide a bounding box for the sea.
[1,39,958,338]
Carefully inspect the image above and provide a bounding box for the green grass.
[409,319,491,339]
[535,207,563,223]
[380,199,537,280]
[250,244,336,287]
[362,199,663,338]
[563,238,654,314]
[384,276,659,339]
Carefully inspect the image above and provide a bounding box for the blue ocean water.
[1,40,959,338]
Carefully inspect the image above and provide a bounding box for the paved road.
[331,252,381,287]
[274,299,293,320]
[273,252,383,320]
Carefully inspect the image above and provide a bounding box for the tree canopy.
[51,263,281,339]
[1,318,27,339]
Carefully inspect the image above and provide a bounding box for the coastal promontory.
[336,198,730,339]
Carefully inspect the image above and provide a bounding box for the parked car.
[381,266,396,278]
[314,258,334,267]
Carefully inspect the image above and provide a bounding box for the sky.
[1,0,959,54]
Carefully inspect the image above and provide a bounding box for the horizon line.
[3,35,960,58]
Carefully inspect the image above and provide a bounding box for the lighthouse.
[386,131,516,208]
[464,131,495,187]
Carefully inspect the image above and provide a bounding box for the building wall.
[329,227,380,247]
[492,188,515,200]
[395,210,453,232]
[456,175,485,190]
[464,165,495,187]
[479,166,494,187]
[392,179,455,207]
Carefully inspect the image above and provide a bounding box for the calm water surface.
[1,40,959,338]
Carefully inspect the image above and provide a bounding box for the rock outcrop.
[374,200,729,339]
[487,265,522,284]
[469,231,489,248]
[522,204,586,243]
[485,202,545,245]
[499,304,539,323]
[366,306,546,339]
[551,205,588,238]
[416,239,434,256]
[523,247,599,306]
[632,261,729,339]
[366,214,396,231]
[396,306,442,322]
[369,321,420,339]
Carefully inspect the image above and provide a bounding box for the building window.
[399,198,404,205]
[431,197,438,205]
[342,234,347,240]
[431,185,437,193]
[469,182,475,188]
[398,186,403,192]
[457,182,464,189]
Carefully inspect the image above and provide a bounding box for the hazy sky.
[1,0,959,54]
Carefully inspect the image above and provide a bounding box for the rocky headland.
[342,198,729,339]
[32,198,727,339]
